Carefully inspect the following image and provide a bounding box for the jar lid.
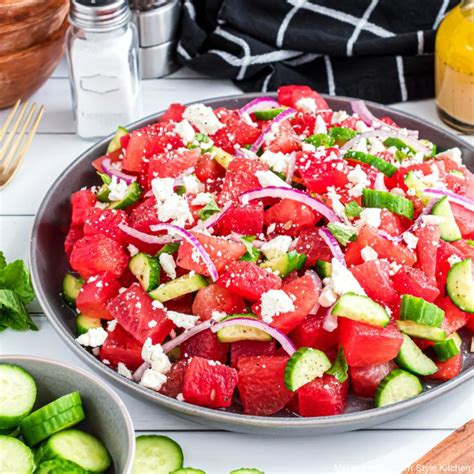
[70,0,132,31]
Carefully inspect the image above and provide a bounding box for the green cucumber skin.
[433,334,462,362]
[132,435,184,474]
[230,470,265,474]
[129,253,161,292]
[35,429,112,473]
[375,369,423,407]
[343,150,397,177]
[62,274,84,307]
[362,188,414,220]
[254,109,286,120]
[107,126,129,153]
[284,347,331,391]
[431,196,462,242]
[0,435,35,474]
[399,295,445,328]
[446,259,474,313]
[108,182,143,210]
[35,459,86,474]
[395,334,437,376]
[315,260,332,279]
[0,364,37,430]
[171,469,206,474]
[396,320,446,342]
[75,315,101,336]
[149,273,208,302]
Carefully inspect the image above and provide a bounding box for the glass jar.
[66,0,140,139]
[435,0,474,134]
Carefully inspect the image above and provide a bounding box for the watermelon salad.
[62,85,474,417]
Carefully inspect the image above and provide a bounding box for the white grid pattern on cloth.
[346,0,381,56]
[214,27,252,80]
[396,56,408,101]
[433,0,451,28]
[417,30,425,55]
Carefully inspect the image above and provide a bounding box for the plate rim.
[30,92,474,431]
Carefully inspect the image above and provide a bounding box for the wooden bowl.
[0,20,67,109]
[0,0,55,23]
[0,0,69,55]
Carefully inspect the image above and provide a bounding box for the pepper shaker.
[66,0,141,139]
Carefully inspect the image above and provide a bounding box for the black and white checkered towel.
[177,0,458,103]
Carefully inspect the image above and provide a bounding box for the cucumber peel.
[284,347,331,391]
[446,258,474,313]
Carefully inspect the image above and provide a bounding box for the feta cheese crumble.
[139,369,167,391]
[260,235,292,260]
[259,150,291,174]
[107,319,118,332]
[361,246,378,262]
[141,338,171,374]
[260,289,295,323]
[355,208,382,229]
[255,170,291,188]
[117,362,133,379]
[448,254,462,267]
[296,97,317,113]
[167,311,199,329]
[183,103,224,135]
[107,176,129,201]
[159,252,177,280]
[127,244,139,257]
[328,258,366,296]
[191,192,214,206]
[403,232,419,250]
[76,327,108,348]
[318,285,338,307]
[174,119,196,144]
[151,177,175,202]
[313,115,328,135]
[183,174,204,195]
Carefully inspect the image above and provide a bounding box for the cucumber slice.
[149,273,208,302]
[260,250,306,277]
[0,426,21,437]
[0,435,35,474]
[383,137,415,156]
[230,470,264,474]
[375,369,423,407]
[75,315,101,336]
[395,334,438,376]
[171,469,206,474]
[108,182,143,210]
[399,295,444,328]
[431,196,462,242]
[129,253,161,291]
[107,126,128,153]
[284,347,332,391]
[35,429,111,473]
[396,320,446,342]
[216,314,273,343]
[331,293,390,327]
[446,258,474,313]
[62,274,84,307]
[403,171,430,204]
[343,150,397,177]
[35,459,86,473]
[0,364,37,430]
[304,134,335,148]
[254,108,286,120]
[362,188,414,220]
[20,392,84,446]
[213,147,234,169]
[329,127,357,145]
[315,260,332,279]
[157,242,180,256]
[448,170,464,177]
[132,435,183,474]
[433,332,462,361]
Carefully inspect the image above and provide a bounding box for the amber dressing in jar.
[435,0,474,134]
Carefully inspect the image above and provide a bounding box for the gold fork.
[0,99,45,189]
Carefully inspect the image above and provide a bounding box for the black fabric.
[176,0,459,103]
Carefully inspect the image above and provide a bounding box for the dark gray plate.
[30,93,474,435]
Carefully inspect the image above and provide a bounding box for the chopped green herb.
[239,236,261,263]
[327,223,357,246]
[344,201,363,219]
[326,347,349,383]
[198,200,220,221]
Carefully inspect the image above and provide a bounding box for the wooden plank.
[402,420,473,473]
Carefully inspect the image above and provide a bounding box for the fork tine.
[2,103,37,171]
[0,99,21,142]
[0,100,29,162]
[0,105,44,189]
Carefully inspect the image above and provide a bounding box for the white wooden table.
[1,61,473,474]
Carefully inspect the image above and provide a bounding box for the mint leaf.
[198,200,220,221]
[0,251,6,271]
[327,223,357,247]
[0,259,35,304]
[344,201,362,219]
[239,236,261,263]
[0,289,38,331]
[326,347,348,383]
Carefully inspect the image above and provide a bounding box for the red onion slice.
[306,270,322,315]
[150,223,219,282]
[102,158,137,184]
[118,224,176,245]
[322,305,338,332]
[318,227,346,265]
[240,186,341,223]
[210,318,296,356]
[234,148,258,160]
[229,232,265,248]
[285,152,297,184]
[132,361,150,382]
[162,319,214,353]
[423,188,474,212]
[351,100,418,138]
[341,130,430,156]
[250,108,297,153]
[239,97,281,115]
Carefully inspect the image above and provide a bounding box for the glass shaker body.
[435,0,474,134]
[66,21,140,139]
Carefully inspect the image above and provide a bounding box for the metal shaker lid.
[69,0,132,31]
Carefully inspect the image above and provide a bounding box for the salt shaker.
[66,0,140,139]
